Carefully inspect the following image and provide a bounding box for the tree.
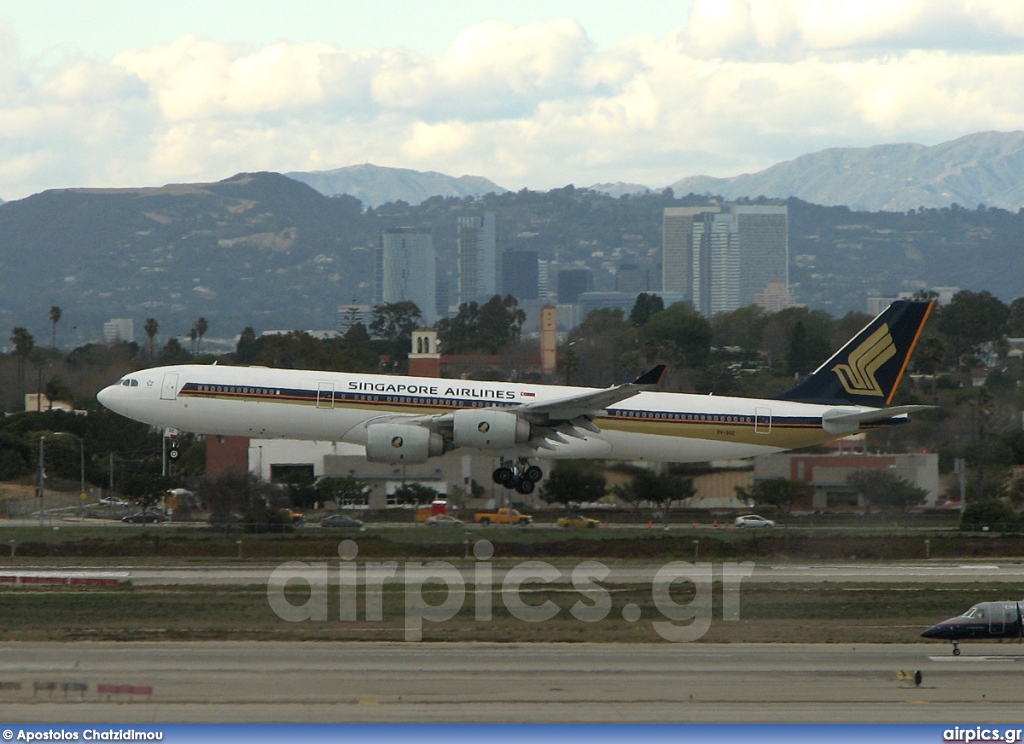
[314,476,372,507]
[187,327,198,354]
[938,290,1009,361]
[437,295,525,354]
[144,318,159,358]
[538,460,606,510]
[642,470,695,519]
[158,337,191,364]
[640,302,712,368]
[735,477,812,516]
[391,482,440,506]
[43,376,73,409]
[960,499,1019,532]
[846,469,928,513]
[48,306,61,349]
[370,301,422,341]
[611,466,694,517]
[9,327,35,405]
[195,317,209,353]
[629,293,664,327]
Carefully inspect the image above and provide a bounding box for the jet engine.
[366,423,445,464]
[452,409,531,450]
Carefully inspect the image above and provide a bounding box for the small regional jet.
[97,301,933,495]
[922,601,1024,655]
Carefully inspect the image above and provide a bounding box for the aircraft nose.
[922,623,951,639]
[97,384,120,412]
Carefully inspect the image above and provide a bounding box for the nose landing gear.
[492,459,543,495]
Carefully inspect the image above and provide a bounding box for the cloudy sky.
[2,0,1024,201]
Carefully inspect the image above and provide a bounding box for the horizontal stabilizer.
[822,405,933,435]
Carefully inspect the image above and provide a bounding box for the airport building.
[752,451,940,510]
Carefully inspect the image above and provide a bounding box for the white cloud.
[2,8,1024,200]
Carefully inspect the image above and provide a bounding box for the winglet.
[633,364,667,387]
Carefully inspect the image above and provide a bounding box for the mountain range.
[286,163,506,207]
[668,131,1024,212]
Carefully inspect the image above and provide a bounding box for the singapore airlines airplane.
[98,301,933,494]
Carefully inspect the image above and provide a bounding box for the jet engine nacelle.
[452,409,531,450]
[366,423,445,464]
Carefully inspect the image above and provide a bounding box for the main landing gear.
[492,459,543,495]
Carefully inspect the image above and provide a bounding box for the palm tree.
[48,306,61,348]
[195,317,209,353]
[144,318,159,357]
[9,327,34,406]
[187,327,198,355]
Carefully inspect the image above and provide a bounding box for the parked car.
[321,514,364,528]
[122,510,167,524]
[734,514,776,528]
[425,514,464,528]
[99,496,128,507]
[556,515,601,529]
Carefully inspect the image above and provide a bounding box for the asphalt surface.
[3,562,1023,585]
[0,642,1020,723]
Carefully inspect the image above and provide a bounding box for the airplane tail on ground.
[773,300,934,408]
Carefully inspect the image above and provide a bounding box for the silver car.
[734,514,776,528]
[425,514,464,527]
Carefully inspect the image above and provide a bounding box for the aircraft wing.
[361,365,666,451]
[821,404,932,435]
[508,365,666,423]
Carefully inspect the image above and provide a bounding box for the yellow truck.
[474,508,532,526]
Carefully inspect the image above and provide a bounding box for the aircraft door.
[989,603,1009,634]
[160,373,179,401]
[755,406,772,434]
[317,382,335,409]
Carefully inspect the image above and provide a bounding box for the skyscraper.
[500,250,539,300]
[557,268,593,304]
[662,204,788,315]
[457,213,496,305]
[662,206,720,299]
[377,228,437,324]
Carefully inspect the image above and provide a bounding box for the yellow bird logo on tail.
[832,324,897,397]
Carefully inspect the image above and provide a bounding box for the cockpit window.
[120,378,139,387]
[130,379,139,387]
[962,607,980,618]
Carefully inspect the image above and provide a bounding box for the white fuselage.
[97,364,886,463]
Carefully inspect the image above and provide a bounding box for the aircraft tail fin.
[773,300,934,407]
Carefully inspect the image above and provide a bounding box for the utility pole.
[38,437,45,526]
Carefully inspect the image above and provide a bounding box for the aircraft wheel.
[525,465,543,482]
[168,449,180,460]
[515,479,535,495]
[953,646,961,656]
[492,467,514,485]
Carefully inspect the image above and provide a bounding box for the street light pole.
[38,436,45,527]
[55,432,85,520]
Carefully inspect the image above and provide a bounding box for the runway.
[3,561,1022,586]
[1,642,1022,723]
